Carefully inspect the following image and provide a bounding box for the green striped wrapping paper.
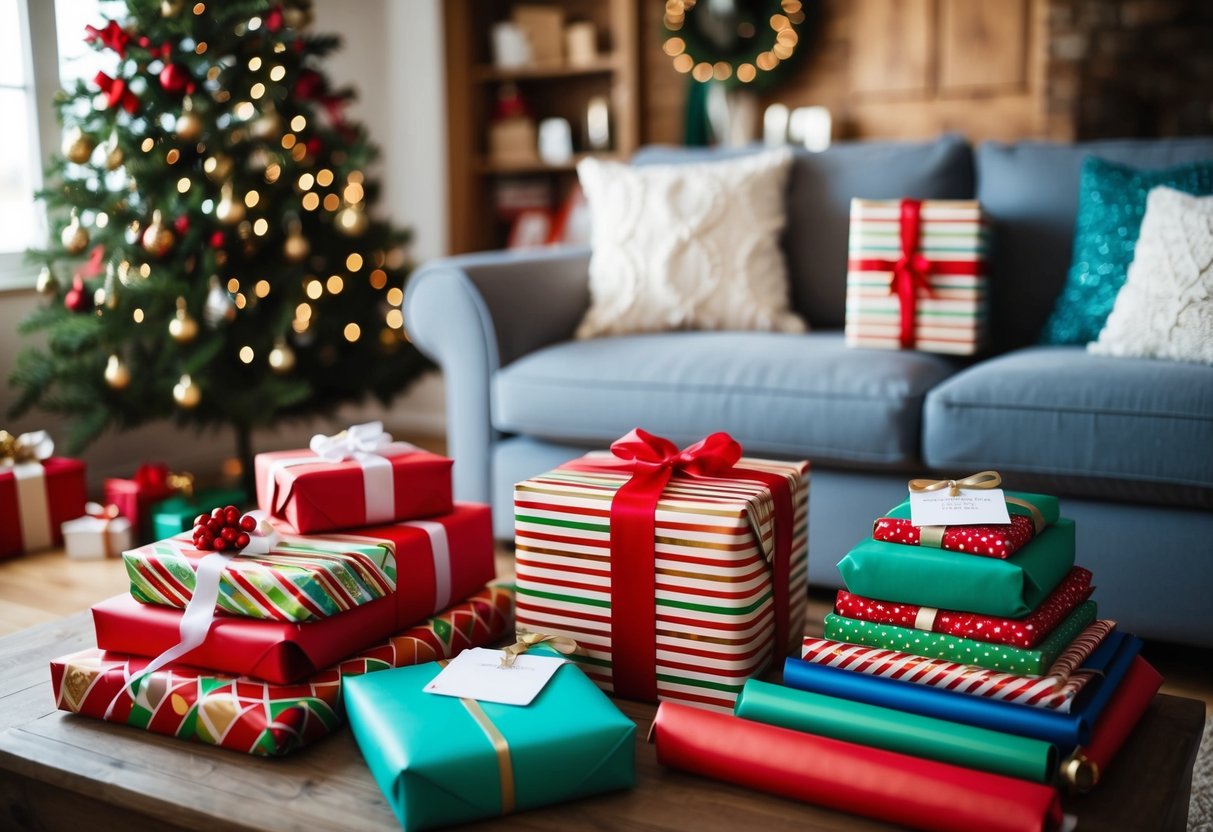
[514,455,809,712]
[845,198,988,355]
[824,600,1098,676]
[124,532,397,623]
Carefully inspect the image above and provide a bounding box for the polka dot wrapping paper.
[873,490,1060,559]
[823,599,1098,676]
[834,567,1094,649]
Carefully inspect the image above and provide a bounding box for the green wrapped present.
[838,518,1075,618]
[150,487,248,540]
[344,645,636,831]
[824,600,1098,676]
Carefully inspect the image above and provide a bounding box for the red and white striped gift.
[845,198,988,355]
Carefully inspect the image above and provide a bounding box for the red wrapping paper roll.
[1065,656,1164,791]
[653,701,1063,832]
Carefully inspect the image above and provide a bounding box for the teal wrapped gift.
[150,487,248,540]
[344,646,636,831]
[838,518,1075,618]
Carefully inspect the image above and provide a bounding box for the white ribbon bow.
[309,421,393,460]
[0,430,54,465]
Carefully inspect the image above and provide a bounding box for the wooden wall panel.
[849,0,934,96]
[939,0,1029,92]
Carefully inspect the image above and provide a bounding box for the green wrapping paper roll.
[883,490,1060,527]
[735,680,1058,783]
[838,519,1076,618]
[824,600,1098,676]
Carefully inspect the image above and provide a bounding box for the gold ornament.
[168,297,199,342]
[62,127,95,165]
[250,109,283,141]
[283,4,314,30]
[175,97,204,142]
[173,373,201,408]
[93,286,107,307]
[104,132,124,171]
[36,266,59,295]
[61,210,89,254]
[283,223,310,263]
[104,354,131,389]
[161,0,184,17]
[142,209,176,257]
[268,337,296,374]
[215,182,246,225]
[335,204,368,237]
[204,154,234,182]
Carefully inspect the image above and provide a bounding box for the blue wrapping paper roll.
[783,631,1140,752]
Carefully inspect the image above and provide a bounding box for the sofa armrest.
[402,246,591,502]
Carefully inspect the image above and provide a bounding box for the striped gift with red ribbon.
[515,436,808,713]
[845,198,988,355]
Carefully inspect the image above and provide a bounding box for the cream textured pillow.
[1089,186,1213,365]
[575,150,806,339]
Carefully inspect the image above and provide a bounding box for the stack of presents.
[1,416,1166,831]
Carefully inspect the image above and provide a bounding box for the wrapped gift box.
[124,528,399,623]
[344,646,636,831]
[837,519,1075,618]
[872,490,1059,558]
[63,503,133,560]
[150,486,248,540]
[104,462,188,543]
[514,430,809,711]
[845,198,988,355]
[1,450,86,560]
[255,430,453,534]
[53,585,514,756]
[823,600,1098,675]
[94,503,497,683]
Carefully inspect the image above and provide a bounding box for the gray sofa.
[403,135,1213,648]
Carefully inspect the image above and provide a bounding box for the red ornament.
[305,137,322,157]
[209,230,226,249]
[159,63,191,95]
[64,275,92,312]
[173,216,190,235]
[294,68,326,100]
[192,505,260,553]
[265,6,284,32]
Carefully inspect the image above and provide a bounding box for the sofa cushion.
[633,135,974,330]
[923,347,1213,507]
[494,331,959,468]
[975,137,1213,351]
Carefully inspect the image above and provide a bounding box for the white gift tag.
[908,487,1012,527]
[423,647,567,706]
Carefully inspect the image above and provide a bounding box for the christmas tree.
[8,0,429,482]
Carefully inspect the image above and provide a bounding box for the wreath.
[662,0,808,89]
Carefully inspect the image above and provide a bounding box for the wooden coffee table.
[0,612,1203,831]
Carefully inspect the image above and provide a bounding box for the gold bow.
[0,430,54,466]
[167,471,195,500]
[500,632,579,668]
[908,470,1001,498]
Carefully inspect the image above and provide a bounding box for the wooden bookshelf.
[443,0,639,254]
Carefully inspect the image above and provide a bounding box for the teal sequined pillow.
[1041,156,1213,344]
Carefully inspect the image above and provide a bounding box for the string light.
[244,190,260,208]
[234,292,247,309]
[139,263,151,278]
[316,169,334,187]
[290,115,307,131]
[177,177,191,193]
[281,134,297,149]
[254,279,270,298]
[302,193,320,211]
[239,346,255,364]
[386,287,403,306]
[253,218,268,236]
[386,309,403,328]
[166,148,181,164]
[369,269,387,289]
[295,302,312,321]
[141,138,155,152]
[193,2,205,13]
[326,275,344,294]
[306,279,323,299]
[323,194,340,211]
[298,173,315,190]
[346,253,363,271]
[270,66,286,82]
[343,323,361,342]
[133,308,144,323]
[663,0,804,84]
[227,277,240,292]
[291,144,307,161]
[251,83,266,100]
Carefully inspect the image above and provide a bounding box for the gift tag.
[909,487,1012,527]
[423,647,567,706]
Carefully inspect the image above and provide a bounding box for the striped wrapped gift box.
[515,454,808,712]
[845,198,988,355]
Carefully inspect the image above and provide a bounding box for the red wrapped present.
[1,430,86,560]
[103,462,193,543]
[93,503,496,683]
[255,421,452,534]
[54,585,514,756]
[834,567,1095,650]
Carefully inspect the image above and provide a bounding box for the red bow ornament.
[84,20,130,58]
[94,72,139,114]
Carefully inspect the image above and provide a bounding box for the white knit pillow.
[1089,186,1213,365]
[575,150,806,339]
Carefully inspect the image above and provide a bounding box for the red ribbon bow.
[85,502,121,558]
[563,429,795,701]
[134,462,171,493]
[888,199,934,349]
[94,72,139,114]
[84,20,130,58]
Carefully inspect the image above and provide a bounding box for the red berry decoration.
[173,215,190,235]
[191,506,261,552]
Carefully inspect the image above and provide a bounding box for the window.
[0,0,102,288]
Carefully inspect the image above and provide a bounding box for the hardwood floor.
[1,546,1208,716]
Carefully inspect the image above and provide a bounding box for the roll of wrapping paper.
[784,630,1141,752]
[838,519,1075,618]
[1061,656,1164,793]
[652,701,1064,832]
[873,490,1060,558]
[834,566,1094,650]
[823,600,1098,675]
[734,679,1058,783]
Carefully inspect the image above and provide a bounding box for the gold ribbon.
[1059,749,1099,793]
[436,658,516,815]
[1006,495,1046,534]
[908,470,1001,497]
[500,632,579,668]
